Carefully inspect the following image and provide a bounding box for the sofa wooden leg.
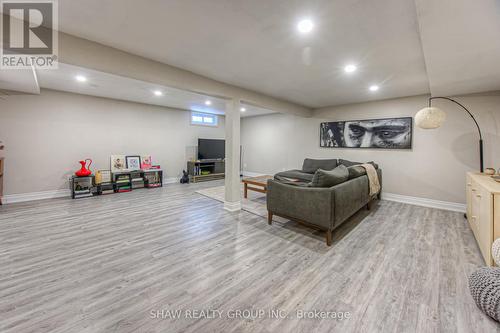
[267,211,273,225]
[366,200,372,211]
[326,230,333,246]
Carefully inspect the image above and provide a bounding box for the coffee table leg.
[244,183,248,198]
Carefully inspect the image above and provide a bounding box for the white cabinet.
[466,172,500,266]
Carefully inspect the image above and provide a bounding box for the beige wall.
[2,89,498,203]
[0,89,225,195]
[241,93,500,204]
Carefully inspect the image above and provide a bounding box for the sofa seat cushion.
[274,170,314,183]
[302,158,338,173]
[310,165,349,188]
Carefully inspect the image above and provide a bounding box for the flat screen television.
[198,139,225,160]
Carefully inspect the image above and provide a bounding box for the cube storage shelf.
[70,169,163,199]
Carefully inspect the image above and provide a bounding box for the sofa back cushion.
[339,159,379,169]
[302,158,338,173]
[310,165,349,187]
[338,159,361,167]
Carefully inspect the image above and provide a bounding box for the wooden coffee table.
[242,175,274,198]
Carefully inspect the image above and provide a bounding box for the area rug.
[195,185,288,223]
[195,184,373,250]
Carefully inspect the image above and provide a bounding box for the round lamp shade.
[415,107,446,129]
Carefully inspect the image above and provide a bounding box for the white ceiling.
[415,0,500,96]
[36,63,275,118]
[56,0,431,108]
[4,0,500,109]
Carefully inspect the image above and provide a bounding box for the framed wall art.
[320,117,412,149]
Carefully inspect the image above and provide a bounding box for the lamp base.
[479,139,484,173]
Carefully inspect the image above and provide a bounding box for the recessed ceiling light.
[369,85,380,92]
[153,90,163,96]
[75,75,87,82]
[297,19,314,34]
[344,65,357,73]
[240,107,246,112]
[205,100,212,106]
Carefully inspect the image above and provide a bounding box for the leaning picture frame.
[141,155,152,170]
[126,155,141,170]
[111,155,126,172]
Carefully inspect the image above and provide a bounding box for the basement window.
[191,112,218,127]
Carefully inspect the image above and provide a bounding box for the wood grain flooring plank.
[0,181,498,332]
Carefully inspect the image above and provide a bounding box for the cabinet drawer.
[495,194,500,242]
[466,175,473,221]
[469,184,480,234]
[477,187,493,265]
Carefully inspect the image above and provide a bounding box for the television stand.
[198,158,223,162]
[187,160,225,183]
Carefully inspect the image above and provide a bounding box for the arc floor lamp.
[415,96,484,173]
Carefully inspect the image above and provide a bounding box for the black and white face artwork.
[320,117,412,149]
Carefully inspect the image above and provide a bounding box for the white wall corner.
[382,192,466,213]
[30,64,41,95]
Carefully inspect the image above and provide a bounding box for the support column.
[224,98,241,212]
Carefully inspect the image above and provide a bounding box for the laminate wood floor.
[0,181,498,333]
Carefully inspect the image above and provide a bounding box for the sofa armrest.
[330,168,382,226]
[266,179,334,230]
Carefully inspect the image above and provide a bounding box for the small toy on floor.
[180,170,189,184]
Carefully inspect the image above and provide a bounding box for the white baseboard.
[382,192,466,213]
[2,189,71,204]
[224,200,241,212]
[2,177,465,214]
[2,177,179,204]
[242,170,466,213]
[164,177,179,184]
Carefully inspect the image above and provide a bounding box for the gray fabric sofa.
[267,158,382,246]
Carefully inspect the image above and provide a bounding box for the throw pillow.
[310,165,349,187]
[347,165,366,179]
